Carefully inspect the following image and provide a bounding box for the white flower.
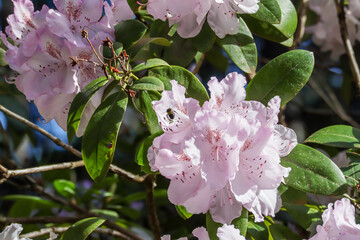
[0,223,31,240]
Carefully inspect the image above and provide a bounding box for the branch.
[0,104,145,183]
[291,0,309,49]
[20,226,127,239]
[334,0,360,93]
[145,175,161,240]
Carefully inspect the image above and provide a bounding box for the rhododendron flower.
[0,223,30,240]
[1,0,133,135]
[148,72,297,223]
[308,198,360,240]
[307,0,360,59]
[161,224,245,240]
[147,0,259,38]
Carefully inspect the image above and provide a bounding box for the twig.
[0,104,145,183]
[144,175,161,240]
[0,216,83,224]
[192,53,205,75]
[20,226,127,239]
[334,0,360,93]
[291,0,309,49]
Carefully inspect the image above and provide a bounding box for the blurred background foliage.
[0,0,359,239]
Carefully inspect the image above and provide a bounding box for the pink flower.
[2,0,133,134]
[149,72,297,224]
[0,223,30,240]
[147,0,259,38]
[309,198,360,240]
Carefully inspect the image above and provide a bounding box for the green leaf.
[206,213,222,240]
[175,205,193,220]
[250,0,282,24]
[135,132,163,173]
[127,37,171,59]
[305,125,360,149]
[218,17,257,74]
[82,92,128,182]
[54,179,76,198]
[90,209,119,222]
[0,48,7,66]
[341,152,360,186]
[242,0,297,46]
[246,50,314,106]
[191,22,216,53]
[67,77,109,143]
[138,91,163,134]
[247,221,269,240]
[60,217,105,240]
[149,65,209,105]
[281,144,347,195]
[232,208,248,236]
[269,224,301,240]
[284,204,322,230]
[163,34,198,67]
[103,42,123,64]
[131,77,165,91]
[114,20,147,49]
[3,195,59,208]
[132,58,169,73]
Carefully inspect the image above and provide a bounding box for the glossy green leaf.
[54,179,76,198]
[149,65,209,105]
[131,77,165,91]
[116,189,167,203]
[90,209,119,222]
[138,90,163,135]
[135,132,162,173]
[247,221,269,240]
[305,125,360,149]
[191,22,216,53]
[163,34,198,67]
[127,37,171,59]
[281,144,347,195]
[218,17,257,74]
[67,77,109,143]
[246,50,314,106]
[114,20,147,49]
[60,217,105,240]
[82,91,128,182]
[269,224,301,240]
[206,46,229,72]
[3,195,59,208]
[250,0,282,24]
[232,208,248,236]
[284,204,322,230]
[132,58,169,73]
[175,205,193,220]
[206,213,222,240]
[242,0,297,46]
[341,152,360,186]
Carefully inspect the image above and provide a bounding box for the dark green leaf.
[114,20,147,49]
[116,189,167,203]
[281,144,347,195]
[175,205,193,220]
[269,224,301,240]
[281,186,307,205]
[246,50,314,106]
[131,77,165,91]
[3,195,59,208]
[54,179,76,198]
[206,46,229,72]
[305,125,360,149]
[206,213,222,240]
[67,77,109,143]
[247,221,269,240]
[232,208,248,236]
[218,17,257,74]
[138,91,163,134]
[132,58,169,73]
[191,22,216,53]
[284,204,322,230]
[127,37,171,59]
[60,217,105,240]
[149,65,209,105]
[242,0,297,46]
[250,0,282,24]
[82,92,128,182]
[103,42,123,64]
[135,132,163,173]
[90,209,119,222]
[342,152,360,186]
[163,34,197,67]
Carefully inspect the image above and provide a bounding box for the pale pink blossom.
[0,223,31,240]
[2,0,133,134]
[308,198,360,240]
[149,72,297,224]
[147,0,259,38]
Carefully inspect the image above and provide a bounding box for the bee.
[166,108,175,121]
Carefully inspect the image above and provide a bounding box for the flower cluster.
[148,72,297,224]
[146,0,259,38]
[1,0,133,135]
[162,224,245,240]
[309,198,360,240]
[307,0,360,59]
